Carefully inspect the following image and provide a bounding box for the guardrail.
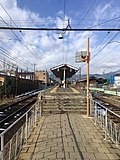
[90,97,120,148]
[0,92,43,160]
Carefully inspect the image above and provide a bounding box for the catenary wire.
[0,3,41,60]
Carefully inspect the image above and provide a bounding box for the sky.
[0,0,120,75]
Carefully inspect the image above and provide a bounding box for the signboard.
[80,51,87,62]
[109,75,114,84]
[75,51,81,63]
[75,51,88,62]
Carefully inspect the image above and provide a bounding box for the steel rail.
[0,97,36,128]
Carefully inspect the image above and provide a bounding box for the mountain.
[49,70,120,81]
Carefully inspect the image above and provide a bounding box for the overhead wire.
[91,32,120,60]
[0,58,28,72]
[62,0,67,63]
[87,16,120,29]
[77,0,96,26]
[0,46,33,70]
[91,43,120,66]
[0,15,40,63]
[0,3,41,60]
[0,39,33,67]
[80,18,120,69]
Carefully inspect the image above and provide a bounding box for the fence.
[0,92,43,160]
[90,96,120,148]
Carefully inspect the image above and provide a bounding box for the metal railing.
[0,93,43,160]
[90,97,120,148]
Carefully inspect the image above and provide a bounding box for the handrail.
[93,99,120,118]
[0,89,44,137]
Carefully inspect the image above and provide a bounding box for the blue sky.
[0,0,120,75]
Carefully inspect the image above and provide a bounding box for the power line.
[0,46,33,70]
[0,16,40,61]
[0,39,33,67]
[0,38,34,70]
[0,26,119,31]
[88,16,120,29]
[80,30,120,69]
[0,3,41,60]
[77,0,96,26]
[91,32,120,60]
[91,43,120,66]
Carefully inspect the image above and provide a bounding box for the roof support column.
[63,67,66,88]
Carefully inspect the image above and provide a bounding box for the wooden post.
[86,38,90,117]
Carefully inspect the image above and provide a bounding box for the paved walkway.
[18,113,120,160]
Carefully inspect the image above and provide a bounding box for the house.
[75,76,106,89]
[35,70,49,84]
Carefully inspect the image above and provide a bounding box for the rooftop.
[50,64,78,80]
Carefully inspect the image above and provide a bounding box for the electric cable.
[87,16,120,29]
[0,16,40,61]
[77,0,96,26]
[0,39,33,67]
[91,43,120,66]
[0,47,34,70]
[0,3,41,60]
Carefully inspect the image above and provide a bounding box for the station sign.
[75,51,89,62]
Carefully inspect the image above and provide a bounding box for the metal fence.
[90,97,120,148]
[0,93,43,160]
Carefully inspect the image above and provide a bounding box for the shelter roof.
[50,64,78,80]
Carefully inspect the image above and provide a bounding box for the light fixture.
[58,33,64,39]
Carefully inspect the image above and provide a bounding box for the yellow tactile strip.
[50,86,58,93]
[70,87,80,93]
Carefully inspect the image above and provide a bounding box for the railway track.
[0,91,41,149]
[92,92,120,124]
[0,93,37,134]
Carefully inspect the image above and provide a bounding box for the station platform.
[50,86,80,93]
[18,87,120,160]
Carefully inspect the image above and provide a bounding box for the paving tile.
[44,152,57,159]
[32,153,44,159]
[97,147,110,153]
[18,113,120,160]
[94,153,109,159]
[27,146,34,153]
[69,152,81,159]
[106,153,120,159]
[56,152,65,159]
[50,146,63,152]
[82,152,96,160]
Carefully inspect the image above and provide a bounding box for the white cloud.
[0,0,120,76]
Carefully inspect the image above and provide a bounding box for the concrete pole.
[86,38,90,117]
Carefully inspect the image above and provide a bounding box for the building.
[114,74,120,88]
[17,71,34,80]
[35,70,49,84]
[75,76,106,89]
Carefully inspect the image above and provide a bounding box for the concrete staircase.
[42,92,87,114]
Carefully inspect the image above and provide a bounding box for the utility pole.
[3,59,6,72]
[86,38,90,117]
[78,67,81,91]
[15,67,18,96]
[34,63,37,81]
[75,38,90,117]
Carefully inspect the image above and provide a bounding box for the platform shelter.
[50,64,78,88]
